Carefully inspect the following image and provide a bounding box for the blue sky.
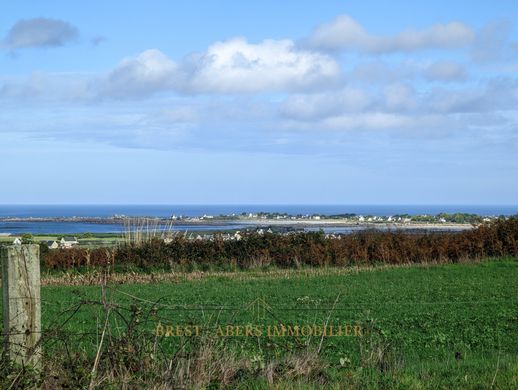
[1,0,518,204]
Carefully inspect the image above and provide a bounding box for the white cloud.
[186,37,341,93]
[2,18,78,50]
[278,78,518,135]
[279,86,426,131]
[100,38,341,97]
[345,60,467,84]
[347,61,418,84]
[427,79,518,113]
[100,49,178,98]
[280,87,371,120]
[0,72,93,102]
[307,14,475,53]
[323,112,417,130]
[283,112,432,131]
[383,84,417,111]
[163,106,198,123]
[424,61,467,82]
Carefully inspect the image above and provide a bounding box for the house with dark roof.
[60,236,79,248]
[47,240,59,249]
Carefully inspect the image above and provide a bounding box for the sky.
[1,0,518,205]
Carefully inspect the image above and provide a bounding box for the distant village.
[167,211,497,224]
[161,226,304,243]
[11,236,80,249]
[1,211,505,225]
[10,227,329,249]
[4,212,511,249]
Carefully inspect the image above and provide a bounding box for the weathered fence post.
[1,244,41,368]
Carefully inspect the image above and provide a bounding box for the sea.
[0,205,516,235]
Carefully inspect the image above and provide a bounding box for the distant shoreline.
[238,219,474,230]
[0,216,475,231]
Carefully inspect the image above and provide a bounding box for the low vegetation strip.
[1,259,518,388]
[38,218,518,271]
[39,260,482,286]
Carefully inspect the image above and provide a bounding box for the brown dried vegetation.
[41,218,518,271]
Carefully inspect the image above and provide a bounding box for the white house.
[12,237,22,245]
[60,236,79,248]
[47,240,59,249]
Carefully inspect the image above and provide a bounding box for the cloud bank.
[2,18,79,50]
[100,38,341,97]
[306,14,475,53]
[1,12,518,156]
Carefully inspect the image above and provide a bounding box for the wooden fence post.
[1,244,41,368]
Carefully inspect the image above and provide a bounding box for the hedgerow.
[41,218,518,271]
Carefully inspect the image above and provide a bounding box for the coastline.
[0,216,475,231]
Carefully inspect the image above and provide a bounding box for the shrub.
[41,218,518,271]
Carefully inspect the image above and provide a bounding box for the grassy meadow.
[2,259,518,388]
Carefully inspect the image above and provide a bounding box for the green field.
[2,259,518,388]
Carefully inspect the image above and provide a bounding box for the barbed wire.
[3,287,516,340]
[2,268,518,349]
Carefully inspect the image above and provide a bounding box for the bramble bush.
[41,218,518,271]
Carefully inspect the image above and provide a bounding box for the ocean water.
[0,221,246,235]
[0,204,516,218]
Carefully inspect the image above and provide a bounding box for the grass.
[2,259,518,388]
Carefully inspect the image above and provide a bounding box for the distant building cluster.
[165,211,495,224]
[161,226,312,242]
[12,236,79,249]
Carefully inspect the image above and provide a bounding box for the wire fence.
[2,252,518,388]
